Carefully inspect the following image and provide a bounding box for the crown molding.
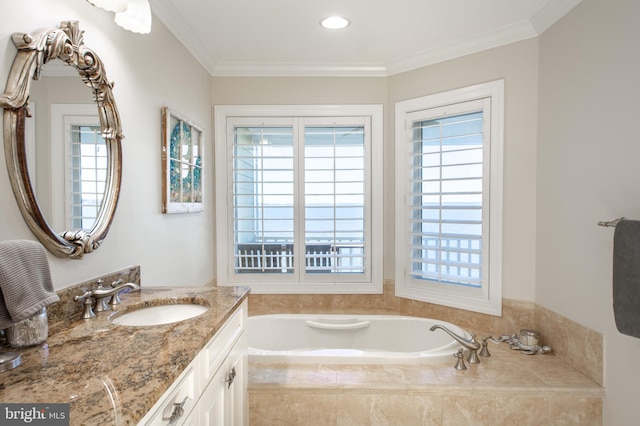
[530,0,583,34]
[211,62,387,77]
[150,0,218,75]
[385,19,539,76]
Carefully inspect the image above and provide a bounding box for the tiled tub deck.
[248,333,603,425]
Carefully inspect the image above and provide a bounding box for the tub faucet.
[429,324,481,364]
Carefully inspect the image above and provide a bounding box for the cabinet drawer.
[139,360,198,425]
[201,300,246,384]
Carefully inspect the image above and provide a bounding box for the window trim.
[394,80,504,316]
[214,105,384,294]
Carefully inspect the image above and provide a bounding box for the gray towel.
[613,220,640,338]
[0,240,59,329]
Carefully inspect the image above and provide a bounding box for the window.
[395,80,504,315]
[215,105,383,294]
[50,104,105,231]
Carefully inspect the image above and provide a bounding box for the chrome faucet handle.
[91,279,110,312]
[93,279,111,313]
[479,336,493,357]
[108,279,125,305]
[94,278,123,312]
[453,349,467,370]
[74,290,95,319]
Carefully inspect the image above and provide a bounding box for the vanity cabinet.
[139,300,247,425]
[191,333,247,425]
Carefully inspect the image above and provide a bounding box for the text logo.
[0,404,69,425]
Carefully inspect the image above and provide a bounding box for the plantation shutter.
[232,126,295,274]
[407,99,489,288]
[68,123,106,230]
[304,126,366,274]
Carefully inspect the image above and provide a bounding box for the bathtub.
[247,313,470,364]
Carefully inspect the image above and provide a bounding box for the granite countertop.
[0,285,250,425]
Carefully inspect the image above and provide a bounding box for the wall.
[0,0,214,289]
[387,38,539,302]
[536,0,640,424]
[212,39,539,304]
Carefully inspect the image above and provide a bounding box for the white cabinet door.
[196,332,247,426]
[197,363,227,425]
[225,333,247,426]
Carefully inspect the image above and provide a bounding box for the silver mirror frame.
[0,21,123,259]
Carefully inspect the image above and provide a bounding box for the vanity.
[0,284,250,425]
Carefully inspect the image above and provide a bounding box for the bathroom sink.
[111,304,208,326]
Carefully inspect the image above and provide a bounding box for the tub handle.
[305,319,371,330]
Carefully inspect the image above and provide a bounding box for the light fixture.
[320,16,350,30]
[86,0,128,13]
[115,0,152,34]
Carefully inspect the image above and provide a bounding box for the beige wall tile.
[249,392,285,426]
[493,299,536,336]
[495,395,549,426]
[283,393,338,426]
[336,394,390,425]
[389,394,443,426]
[549,396,603,426]
[535,305,603,386]
[442,395,496,426]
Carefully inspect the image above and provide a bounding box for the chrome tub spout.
[429,324,481,364]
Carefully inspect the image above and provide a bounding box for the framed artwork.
[161,107,204,213]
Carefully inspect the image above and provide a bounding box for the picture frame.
[161,107,204,213]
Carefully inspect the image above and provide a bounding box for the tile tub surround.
[249,343,604,426]
[248,278,603,386]
[0,283,250,425]
[249,342,604,425]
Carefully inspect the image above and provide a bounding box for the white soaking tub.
[247,313,470,364]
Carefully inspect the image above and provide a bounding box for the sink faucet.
[429,324,481,364]
[91,280,140,312]
[74,280,140,319]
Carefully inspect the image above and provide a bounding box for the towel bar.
[598,217,626,227]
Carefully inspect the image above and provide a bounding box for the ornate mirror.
[0,21,123,259]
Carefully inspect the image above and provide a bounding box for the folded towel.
[613,220,640,338]
[0,240,59,329]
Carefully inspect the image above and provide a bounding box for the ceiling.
[150,0,582,77]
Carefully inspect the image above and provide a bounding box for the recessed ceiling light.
[320,16,350,30]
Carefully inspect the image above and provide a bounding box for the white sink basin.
[111,304,208,326]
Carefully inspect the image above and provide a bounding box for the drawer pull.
[226,366,237,389]
[164,396,189,425]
